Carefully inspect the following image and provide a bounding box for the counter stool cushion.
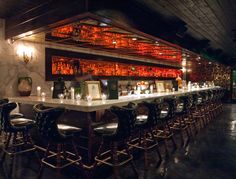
[93,122,118,135]
[57,124,82,136]
[11,117,35,127]
[135,115,148,127]
[123,103,148,127]
[10,112,24,119]
[160,110,168,118]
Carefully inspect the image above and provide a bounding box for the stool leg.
[112,142,120,179]
[27,133,41,165]
[150,131,162,163]
[142,131,149,170]
[166,122,177,150]
[163,139,169,158]
[192,116,198,135]
[124,143,138,177]
[71,140,83,168]
[9,132,17,178]
[92,139,105,178]
[56,144,62,179]
[38,142,51,179]
[1,132,12,164]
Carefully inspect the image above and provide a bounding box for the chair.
[0,102,37,177]
[153,99,177,156]
[127,101,162,169]
[93,106,138,179]
[180,95,198,137]
[165,97,190,147]
[0,99,24,131]
[33,104,83,179]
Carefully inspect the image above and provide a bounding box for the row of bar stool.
[91,88,225,178]
[0,100,85,179]
[0,88,224,179]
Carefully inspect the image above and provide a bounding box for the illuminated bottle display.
[51,56,182,78]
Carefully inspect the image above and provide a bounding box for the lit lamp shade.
[16,44,34,64]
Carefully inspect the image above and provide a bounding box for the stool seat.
[10,117,35,127]
[33,104,83,179]
[160,110,168,118]
[135,115,148,126]
[93,122,118,135]
[57,124,82,135]
[10,112,24,119]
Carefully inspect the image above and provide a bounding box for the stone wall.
[0,19,53,98]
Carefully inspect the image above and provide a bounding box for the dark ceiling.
[0,0,48,18]
[135,0,236,65]
[1,0,236,65]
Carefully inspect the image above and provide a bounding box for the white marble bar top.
[8,87,219,112]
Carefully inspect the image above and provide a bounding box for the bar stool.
[180,95,198,137]
[153,99,177,156]
[33,104,83,179]
[217,88,224,113]
[93,106,138,179]
[210,89,219,118]
[0,102,37,177]
[189,93,202,131]
[206,90,215,122]
[127,101,162,169]
[0,99,24,133]
[166,97,190,147]
[199,91,211,125]
[192,92,208,129]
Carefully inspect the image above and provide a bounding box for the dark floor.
[1,104,236,179]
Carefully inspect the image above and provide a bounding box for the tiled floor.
[1,104,236,179]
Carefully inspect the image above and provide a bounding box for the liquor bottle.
[176,75,182,89]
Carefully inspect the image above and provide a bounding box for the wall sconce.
[16,44,34,64]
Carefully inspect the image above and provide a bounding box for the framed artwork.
[155,81,165,92]
[164,80,173,91]
[84,81,102,100]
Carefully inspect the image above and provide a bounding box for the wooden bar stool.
[93,106,138,179]
[0,102,37,178]
[153,99,177,156]
[193,92,208,128]
[33,104,83,179]
[0,98,24,139]
[165,97,190,147]
[127,101,162,169]
[180,95,198,137]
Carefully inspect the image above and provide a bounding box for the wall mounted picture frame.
[84,81,102,100]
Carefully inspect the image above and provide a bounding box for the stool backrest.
[191,93,198,107]
[178,95,191,113]
[208,90,214,101]
[0,102,17,132]
[0,98,9,128]
[141,101,161,126]
[110,106,136,140]
[163,97,177,119]
[33,104,65,141]
[0,98,9,105]
[158,101,170,120]
[199,91,208,102]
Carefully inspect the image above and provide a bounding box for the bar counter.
[9,87,219,112]
[7,86,219,165]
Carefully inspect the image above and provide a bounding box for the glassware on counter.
[75,94,81,102]
[86,95,92,104]
[101,94,107,102]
